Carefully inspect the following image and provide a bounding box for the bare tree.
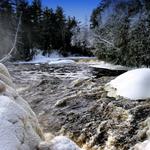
[0,14,22,63]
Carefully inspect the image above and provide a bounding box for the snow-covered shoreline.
[16,51,130,71]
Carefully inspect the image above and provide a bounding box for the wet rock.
[91,67,128,78]
[55,99,67,107]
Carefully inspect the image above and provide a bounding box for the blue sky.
[30,0,100,23]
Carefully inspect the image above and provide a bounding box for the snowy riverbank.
[17,51,130,72]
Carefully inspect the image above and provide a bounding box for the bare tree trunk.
[0,14,22,63]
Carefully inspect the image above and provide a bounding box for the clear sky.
[30,0,100,23]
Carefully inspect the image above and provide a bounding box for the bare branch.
[0,14,22,63]
[94,29,120,51]
[95,35,114,46]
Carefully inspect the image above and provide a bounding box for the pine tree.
[0,0,88,61]
[41,7,54,54]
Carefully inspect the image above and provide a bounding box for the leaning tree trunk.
[0,14,22,63]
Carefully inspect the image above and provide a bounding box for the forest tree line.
[90,0,150,67]
[0,0,92,61]
[1,0,150,67]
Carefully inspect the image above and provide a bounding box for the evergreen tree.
[0,0,91,61]
[30,0,42,48]
[41,7,54,54]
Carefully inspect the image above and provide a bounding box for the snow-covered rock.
[133,140,150,150]
[106,68,150,100]
[0,63,11,78]
[132,117,150,150]
[38,136,81,150]
[0,63,44,150]
[48,59,75,64]
[49,136,81,150]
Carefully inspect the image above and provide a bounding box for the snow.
[134,140,150,150]
[0,95,42,150]
[49,136,81,150]
[71,26,94,48]
[17,50,131,71]
[101,4,114,25]
[48,59,75,64]
[107,68,150,100]
[0,96,28,150]
[89,61,129,70]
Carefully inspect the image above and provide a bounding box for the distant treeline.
[0,0,92,61]
[91,0,150,67]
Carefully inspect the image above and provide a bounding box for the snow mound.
[50,136,81,150]
[107,68,150,100]
[48,59,75,64]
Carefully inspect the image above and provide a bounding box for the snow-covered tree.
[91,0,150,67]
[71,23,94,49]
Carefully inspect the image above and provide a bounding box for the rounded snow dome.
[106,68,150,100]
